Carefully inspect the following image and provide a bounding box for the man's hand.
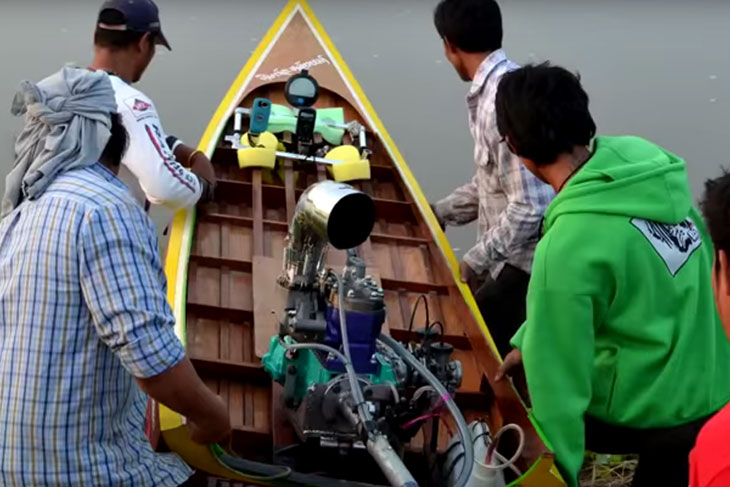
[174,144,217,203]
[187,394,231,445]
[189,152,217,203]
[430,203,446,231]
[460,260,485,294]
[495,349,523,381]
[172,142,217,186]
[136,357,232,445]
[459,260,474,284]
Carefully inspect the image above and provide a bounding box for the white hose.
[323,375,373,398]
[386,381,401,404]
[491,451,523,478]
[412,385,435,403]
[444,422,525,483]
[281,340,350,365]
[478,423,525,475]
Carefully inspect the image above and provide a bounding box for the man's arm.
[79,204,230,444]
[166,135,216,202]
[462,141,553,275]
[118,96,214,210]
[513,232,608,487]
[137,357,230,444]
[520,286,596,487]
[432,176,480,228]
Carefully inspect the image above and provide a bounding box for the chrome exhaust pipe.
[280,180,375,289]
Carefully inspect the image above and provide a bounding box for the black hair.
[495,63,596,165]
[94,8,151,50]
[434,0,503,53]
[100,113,129,166]
[701,171,730,268]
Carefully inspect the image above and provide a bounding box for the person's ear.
[719,249,730,297]
[443,38,457,55]
[505,136,542,179]
[504,136,519,156]
[137,32,153,53]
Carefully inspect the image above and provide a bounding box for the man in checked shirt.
[431,0,554,356]
[0,68,229,487]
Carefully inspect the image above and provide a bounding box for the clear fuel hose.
[378,333,474,487]
[331,271,375,433]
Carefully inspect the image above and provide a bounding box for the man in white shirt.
[90,0,216,211]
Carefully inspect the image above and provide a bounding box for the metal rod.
[229,107,370,163]
[232,110,243,143]
[367,434,419,487]
[273,151,340,165]
[223,140,345,166]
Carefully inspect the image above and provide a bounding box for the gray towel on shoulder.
[2,66,117,217]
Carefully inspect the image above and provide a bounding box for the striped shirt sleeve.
[78,202,185,378]
[463,139,551,275]
[433,176,480,226]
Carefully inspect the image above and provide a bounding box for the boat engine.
[263,180,468,487]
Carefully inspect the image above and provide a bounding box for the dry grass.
[579,454,637,487]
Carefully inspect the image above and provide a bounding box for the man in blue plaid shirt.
[0,68,229,487]
[431,0,554,356]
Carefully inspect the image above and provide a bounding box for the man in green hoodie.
[493,63,730,487]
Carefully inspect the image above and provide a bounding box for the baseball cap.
[97,0,171,50]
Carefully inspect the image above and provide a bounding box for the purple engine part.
[324,306,386,375]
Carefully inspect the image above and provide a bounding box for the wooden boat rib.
[158,2,565,486]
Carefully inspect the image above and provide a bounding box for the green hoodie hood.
[545,136,691,231]
[512,136,730,487]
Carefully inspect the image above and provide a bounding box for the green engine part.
[262,336,396,403]
[266,104,346,146]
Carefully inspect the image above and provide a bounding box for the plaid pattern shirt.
[0,164,191,487]
[434,50,554,278]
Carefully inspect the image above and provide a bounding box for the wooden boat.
[157,2,565,486]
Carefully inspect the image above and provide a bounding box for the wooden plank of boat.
[158,2,565,486]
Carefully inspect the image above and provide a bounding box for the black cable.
[429,413,440,481]
[442,451,465,481]
[472,431,491,445]
[426,320,445,342]
[443,439,461,458]
[407,294,429,335]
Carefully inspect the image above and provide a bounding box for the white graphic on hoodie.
[631,217,701,275]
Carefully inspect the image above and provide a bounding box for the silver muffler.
[280,180,375,289]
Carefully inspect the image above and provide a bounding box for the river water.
[1,0,729,255]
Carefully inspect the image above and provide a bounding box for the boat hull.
[159,2,565,486]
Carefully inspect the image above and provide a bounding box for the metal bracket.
[229,106,371,160]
